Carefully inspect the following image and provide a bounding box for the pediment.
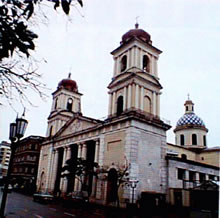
[54,115,100,138]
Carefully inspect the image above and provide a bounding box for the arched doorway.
[117,96,123,116]
[107,168,118,203]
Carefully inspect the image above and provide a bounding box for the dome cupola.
[58,73,78,92]
[174,98,207,132]
[121,23,152,45]
[174,97,208,148]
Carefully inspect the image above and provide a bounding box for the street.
[0,191,128,218]
[0,191,217,218]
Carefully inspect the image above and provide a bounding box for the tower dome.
[58,73,78,92]
[174,98,208,148]
[121,23,152,45]
[174,99,207,132]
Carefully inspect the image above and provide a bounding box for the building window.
[143,55,150,72]
[209,175,215,180]
[67,98,73,111]
[203,135,207,146]
[177,168,185,180]
[180,134,185,145]
[35,144,38,150]
[192,134,197,145]
[199,173,205,182]
[120,55,127,72]
[116,96,123,116]
[181,154,187,160]
[186,106,188,111]
[189,171,196,181]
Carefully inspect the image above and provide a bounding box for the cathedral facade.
[36,24,219,208]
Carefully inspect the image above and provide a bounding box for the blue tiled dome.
[176,113,205,127]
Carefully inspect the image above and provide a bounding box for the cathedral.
[37,24,219,209]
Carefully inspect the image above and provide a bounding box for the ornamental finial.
[187,93,190,100]
[135,16,139,29]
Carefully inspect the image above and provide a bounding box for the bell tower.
[46,74,82,137]
[108,23,163,118]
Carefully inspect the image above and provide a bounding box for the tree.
[0,0,83,106]
[61,157,98,195]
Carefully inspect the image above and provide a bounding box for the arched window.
[181,154,187,160]
[143,55,150,72]
[192,134,197,145]
[203,135,207,146]
[107,169,118,203]
[117,96,123,116]
[120,55,127,72]
[54,98,58,110]
[67,98,73,111]
[180,134,185,146]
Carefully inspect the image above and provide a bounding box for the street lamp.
[0,116,28,217]
[129,179,139,204]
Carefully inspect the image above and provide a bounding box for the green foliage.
[61,157,98,183]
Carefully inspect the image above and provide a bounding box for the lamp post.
[0,116,28,217]
[130,179,139,204]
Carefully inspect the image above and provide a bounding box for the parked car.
[63,191,89,206]
[33,192,54,203]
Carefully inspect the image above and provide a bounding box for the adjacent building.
[0,141,11,178]
[11,135,44,194]
[36,24,219,209]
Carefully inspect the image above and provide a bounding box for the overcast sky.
[1,0,219,147]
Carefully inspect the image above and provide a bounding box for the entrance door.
[174,190,182,206]
[107,169,118,203]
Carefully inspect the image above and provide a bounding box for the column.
[127,50,130,69]
[128,49,132,68]
[112,92,116,115]
[131,47,134,66]
[139,49,142,69]
[155,58,158,77]
[60,147,67,192]
[94,140,100,163]
[135,46,138,67]
[123,87,127,111]
[47,149,55,191]
[153,91,156,115]
[81,143,87,160]
[127,84,132,109]
[156,93,160,116]
[140,87,144,110]
[135,84,139,109]
[91,140,100,197]
[114,57,117,76]
[151,56,154,75]
[63,146,72,193]
[74,144,82,191]
[36,149,44,191]
[51,149,59,191]
[108,93,112,116]
[116,57,119,74]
